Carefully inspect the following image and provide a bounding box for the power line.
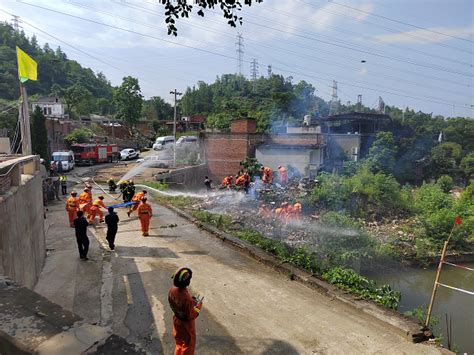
[69,1,472,96]
[331,0,474,44]
[259,4,472,67]
[14,2,473,111]
[298,0,472,54]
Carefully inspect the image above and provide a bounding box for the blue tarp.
[107,202,134,209]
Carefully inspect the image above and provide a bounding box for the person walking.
[127,190,147,217]
[137,197,152,236]
[53,176,61,201]
[168,268,203,355]
[88,196,107,224]
[65,191,79,227]
[60,174,68,195]
[73,210,90,260]
[105,207,119,250]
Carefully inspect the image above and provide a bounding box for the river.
[364,263,474,352]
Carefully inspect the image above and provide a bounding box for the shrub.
[322,267,401,309]
[436,175,454,193]
[413,183,453,214]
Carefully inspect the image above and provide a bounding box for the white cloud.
[375,26,474,44]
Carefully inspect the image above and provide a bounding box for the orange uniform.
[221,176,233,187]
[79,190,92,215]
[235,175,245,186]
[129,191,146,215]
[65,196,79,227]
[293,202,302,221]
[88,198,107,223]
[137,201,152,236]
[258,205,272,219]
[278,166,288,185]
[168,287,202,355]
[262,167,273,184]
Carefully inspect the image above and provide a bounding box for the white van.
[51,151,75,172]
[153,136,175,150]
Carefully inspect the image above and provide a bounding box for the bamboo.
[425,239,448,328]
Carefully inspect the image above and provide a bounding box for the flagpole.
[425,220,458,328]
[18,81,32,156]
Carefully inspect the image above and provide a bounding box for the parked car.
[120,148,139,160]
[136,155,171,168]
[153,136,174,150]
[176,136,198,146]
[51,151,75,171]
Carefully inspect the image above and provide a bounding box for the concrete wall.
[155,164,209,189]
[326,134,361,161]
[256,146,324,177]
[0,156,45,288]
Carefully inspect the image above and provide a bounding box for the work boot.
[127,211,131,217]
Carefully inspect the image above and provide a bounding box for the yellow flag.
[16,46,37,83]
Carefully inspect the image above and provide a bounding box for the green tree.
[459,152,474,185]
[160,0,263,36]
[114,76,143,128]
[365,131,397,174]
[64,127,93,147]
[52,83,92,118]
[30,106,48,159]
[430,142,462,178]
[143,96,173,121]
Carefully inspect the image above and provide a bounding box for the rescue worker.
[221,175,233,188]
[168,268,203,355]
[65,191,79,227]
[293,202,302,221]
[79,188,93,216]
[204,176,212,191]
[258,204,272,219]
[59,174,68,195]
[107,178,117,192]
[53,176,61,200]
[127,190,148,217]
[137,197,152,236]
[243,172,251,194]
[260,166,273,185]
[235,174,245,187]
[278,165,288,185]
[126,180,136,203]
[118,180,129,202]
[88,196,107,223]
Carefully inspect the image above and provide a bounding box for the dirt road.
[35,179,445,354]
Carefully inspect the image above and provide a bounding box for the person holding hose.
[168,268,203,355]
[88,196,107,223]
[127,190,147,217]
[137,197,152,236]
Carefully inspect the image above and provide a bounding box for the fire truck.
[71,144,118,165]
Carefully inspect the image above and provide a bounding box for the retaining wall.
[0,156,45,288]
[155,164,208,189]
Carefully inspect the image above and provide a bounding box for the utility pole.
[267,65,272,77]
[18,83,32,155]
[250,58,259,91]
[329,80,338,116]
[235,33,244,76]
[170,89,182,168]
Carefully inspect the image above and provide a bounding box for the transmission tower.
[250,58,259,91]
[235,33,244,76]
[267,65,272,77]
[12,15,21,32]
[357,94,363,111]
[329,80,338,115]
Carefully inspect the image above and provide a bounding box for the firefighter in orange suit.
[293,202,302,221]
[261,166,273,185]
[137,197,152,236]
[79,188,92,216]
[168,268,203,355]
[278,165,288,185]
[127,190,147,217]
[221,175,233,188]
[65,191,79,227]
[88,196,107,223]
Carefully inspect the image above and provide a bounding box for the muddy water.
[364,263,474,352]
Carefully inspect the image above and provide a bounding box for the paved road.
[35,184,444,354]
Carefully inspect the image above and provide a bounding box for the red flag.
[455,216,462,225]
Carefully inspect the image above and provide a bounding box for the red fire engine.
[71,144,118,165]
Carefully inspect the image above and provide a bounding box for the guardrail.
[0,155,39,195]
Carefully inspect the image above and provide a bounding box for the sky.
[0,0,473,118]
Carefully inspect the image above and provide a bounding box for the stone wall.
[0,156,45,288]
[155,164,208,189]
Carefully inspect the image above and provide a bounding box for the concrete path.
[36,188,444,354]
